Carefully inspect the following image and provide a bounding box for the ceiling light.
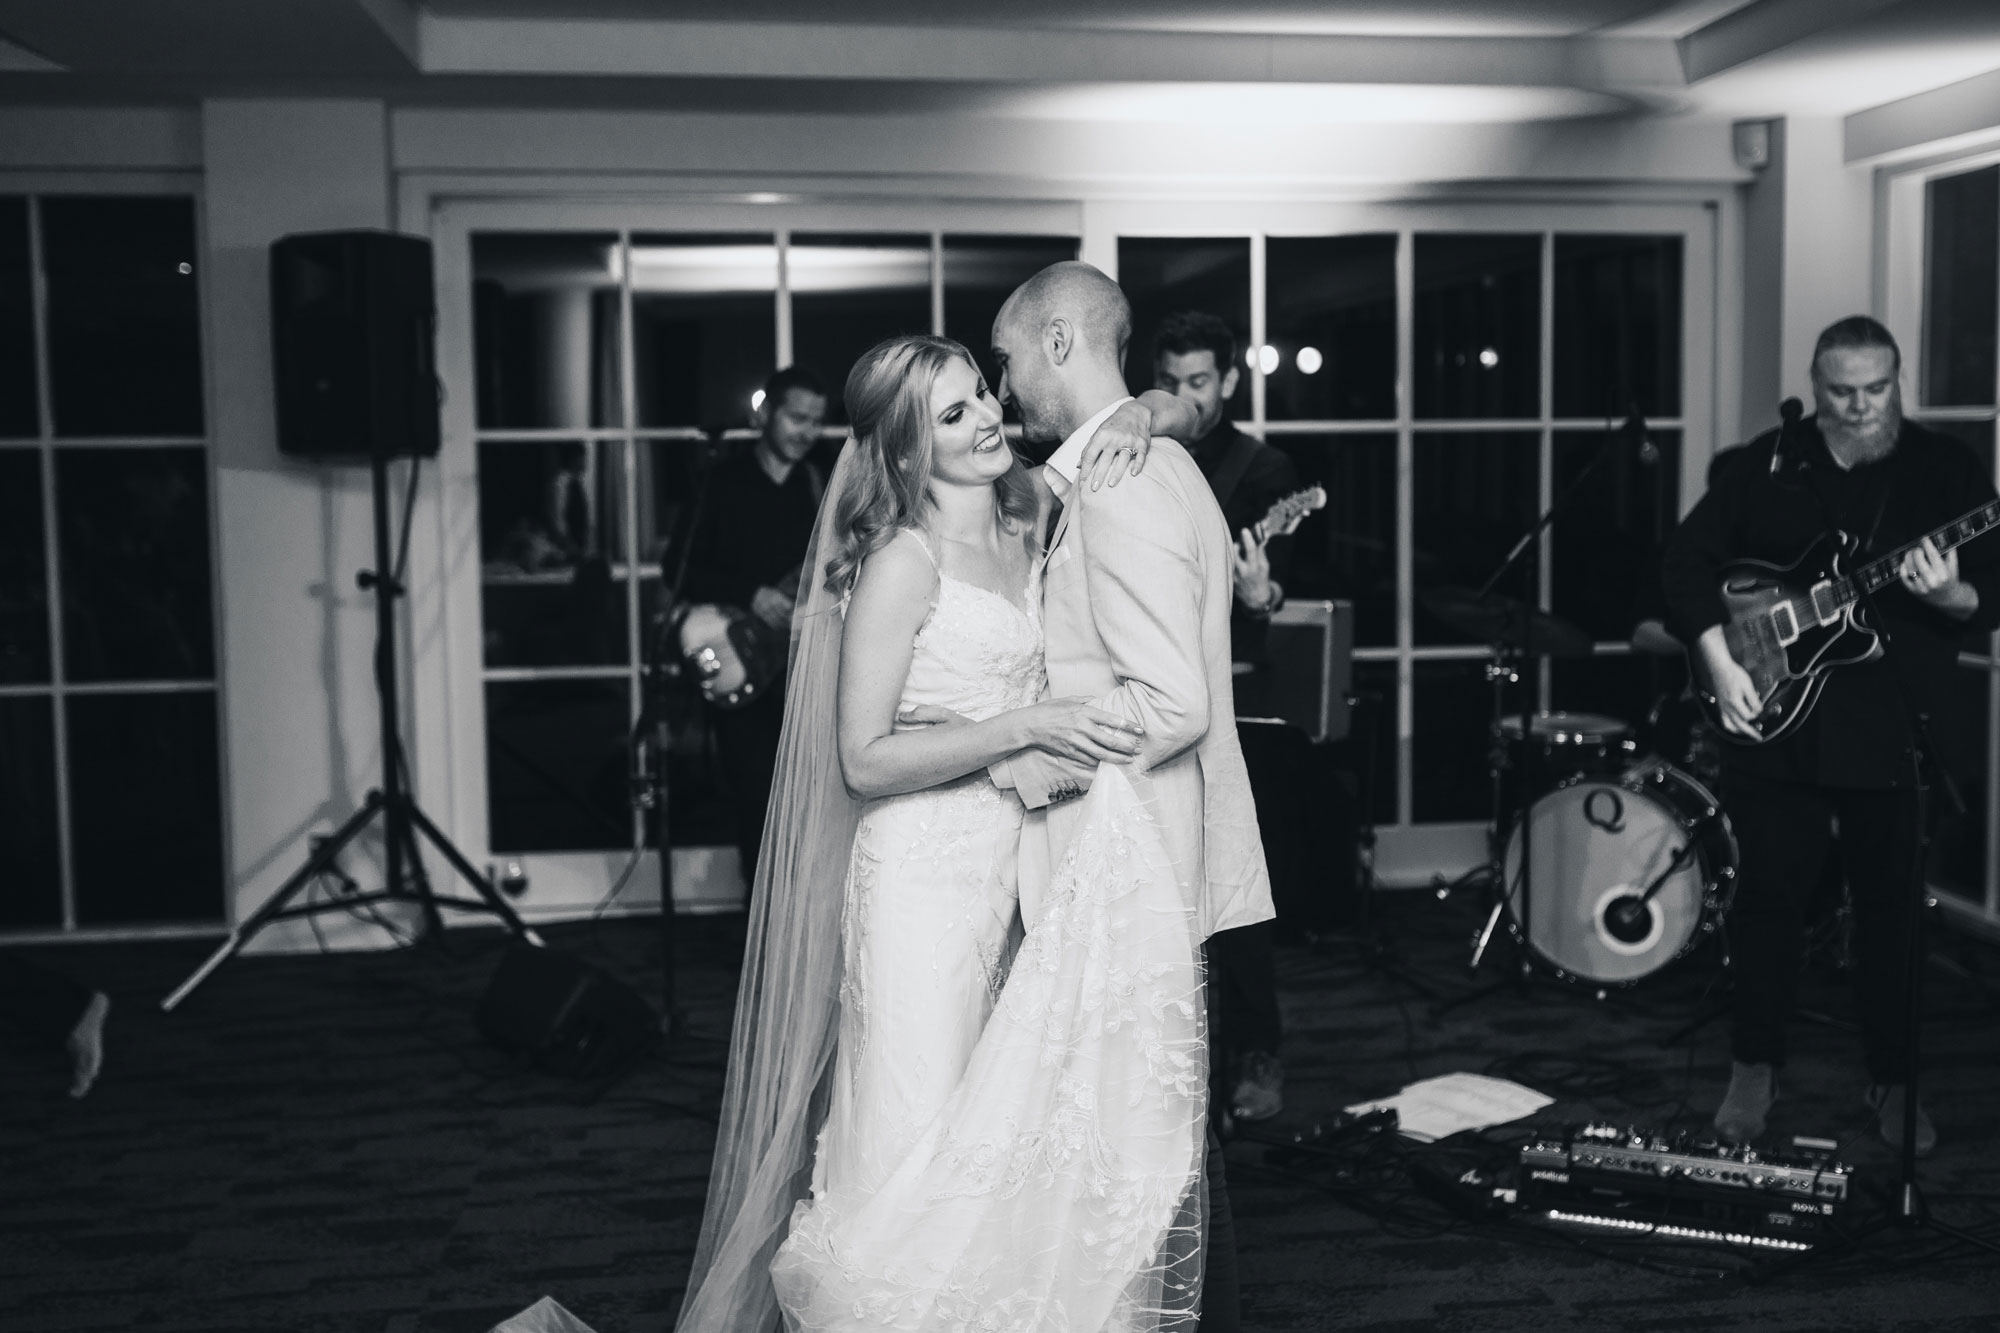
[1296,347,1323,375]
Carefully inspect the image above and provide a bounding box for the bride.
[677,335,1210,1332]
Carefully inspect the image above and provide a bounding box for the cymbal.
[1419,586,1595,658]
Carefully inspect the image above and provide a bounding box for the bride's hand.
[1080,400,1156,492]
[1014,697,1144,765]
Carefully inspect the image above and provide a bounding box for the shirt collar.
[1044,396,1134,497]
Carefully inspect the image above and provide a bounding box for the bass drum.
[1501,763,1737,987]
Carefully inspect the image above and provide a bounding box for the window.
[0,192,223,933]
[469,228,1078,857]
[1116,228,1686,832]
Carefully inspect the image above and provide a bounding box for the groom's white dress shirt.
[993,397,1274,942]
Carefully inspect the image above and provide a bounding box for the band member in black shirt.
[1154,310,1300,1124]
[682,367,830,881]
[1661,317,2000,1153]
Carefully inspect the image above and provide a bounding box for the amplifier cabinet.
[1248,599,1353,744]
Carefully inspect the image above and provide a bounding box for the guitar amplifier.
[1245,599,1353,743]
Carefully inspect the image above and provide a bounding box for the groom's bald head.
[992,261,1134,445]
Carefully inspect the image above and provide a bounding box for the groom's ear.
[1046,316,1075,367]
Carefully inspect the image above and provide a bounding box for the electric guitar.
[1690,499,2000,744]
[673,567,800,710]
[1254,485,1329,542]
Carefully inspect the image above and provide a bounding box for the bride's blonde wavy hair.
[825,334,1038,595]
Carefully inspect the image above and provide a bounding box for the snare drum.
[1501,762,1737,987]
[1497,710,1635,783]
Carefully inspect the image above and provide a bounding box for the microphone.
[1770,397,1804,478]
[1620,405,1659,466]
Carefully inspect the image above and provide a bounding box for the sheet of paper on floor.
[1344,1072,1554,1142]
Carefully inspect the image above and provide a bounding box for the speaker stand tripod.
[162,454,541,1013]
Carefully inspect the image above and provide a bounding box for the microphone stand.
[1433,410,1652,1015]
[1776,414,1999,1259]
[635,426,725,1039]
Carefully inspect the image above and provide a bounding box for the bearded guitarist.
[1661,316,2000,1154]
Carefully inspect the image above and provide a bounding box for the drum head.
[1502,778,1707,985]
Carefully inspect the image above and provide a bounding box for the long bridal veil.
[675,443,862,1333]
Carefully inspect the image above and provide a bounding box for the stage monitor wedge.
[271,229,440,461]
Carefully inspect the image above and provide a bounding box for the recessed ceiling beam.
[1677,0,1903,83]
[418,14,1690,94]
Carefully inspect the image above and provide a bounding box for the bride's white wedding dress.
[769,536,1208,1333]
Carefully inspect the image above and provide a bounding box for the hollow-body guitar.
[1691,499,2000,744]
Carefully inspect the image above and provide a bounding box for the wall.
[201,99,405,952]
[0,95,1807,939]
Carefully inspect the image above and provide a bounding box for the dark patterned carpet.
[4,889,1999,1332]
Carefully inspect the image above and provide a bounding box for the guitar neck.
[1841,500,2000,604]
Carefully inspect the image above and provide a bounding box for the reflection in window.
[68,691,222,925]
[40,196,203,437]
[1923,166,1999,408]
[472,232,622,430]
[1267,235,1396,421]
[1551,429,1681,643]
[0,450,49,684]
[0,696,59,927]
[1414,235,1539,420]
[1412,432,1539,645]
[478,439,627,669]
[56,446,214,683]
[632,232,778,430]
[0,198,35,438]
[944,234,1078,400]
[1553,235,1683,420]
[1119,237,1251,414]
[1270,434,1396,646]
[789,234,931,425]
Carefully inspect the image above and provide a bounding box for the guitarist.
[1661,316,2000,1153]
[1155,310,1301,1126]
[682,366,831,882]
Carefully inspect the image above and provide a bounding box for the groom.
[988,261,1274,1330]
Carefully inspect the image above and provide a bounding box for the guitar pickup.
[1808,582,1839,626]
[1770,601,1799,645]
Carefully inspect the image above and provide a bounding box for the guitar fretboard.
[1832,500,2000,608]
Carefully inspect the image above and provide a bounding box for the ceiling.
[0,0,1994,126]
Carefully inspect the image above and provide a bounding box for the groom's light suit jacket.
[993,398,1274,942]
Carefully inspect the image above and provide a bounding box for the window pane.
[1270,433,1396,646]
[943,234,1077,401]
[0,197,35,438]
[486,679,632,853]
[1930,659,1991,905]
[1413,657,1498,823]
[632,232,778,429]
[1923,165,1999,408]
[789,233,932,426]
[1551,428,1681,644]
[0,449,49,684]
[1923,418,1999,652]
[472,232,622,431]
[0,695,60,927]
[57,445,214,682]
[1413,431,1539,646]
[1119,237,1251,414]
[1414,234,1539,420]
[69,690,222,925]
[1553,235,1682,420]
[478,439,628,667]
[1267,235,1396,421]
[1548,654,1662,748]
[1347,658,1398,828]
[40,196,203,437]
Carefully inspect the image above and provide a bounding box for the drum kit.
[1422,586,1738,994]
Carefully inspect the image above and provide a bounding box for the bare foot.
[66,991,109,1099]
